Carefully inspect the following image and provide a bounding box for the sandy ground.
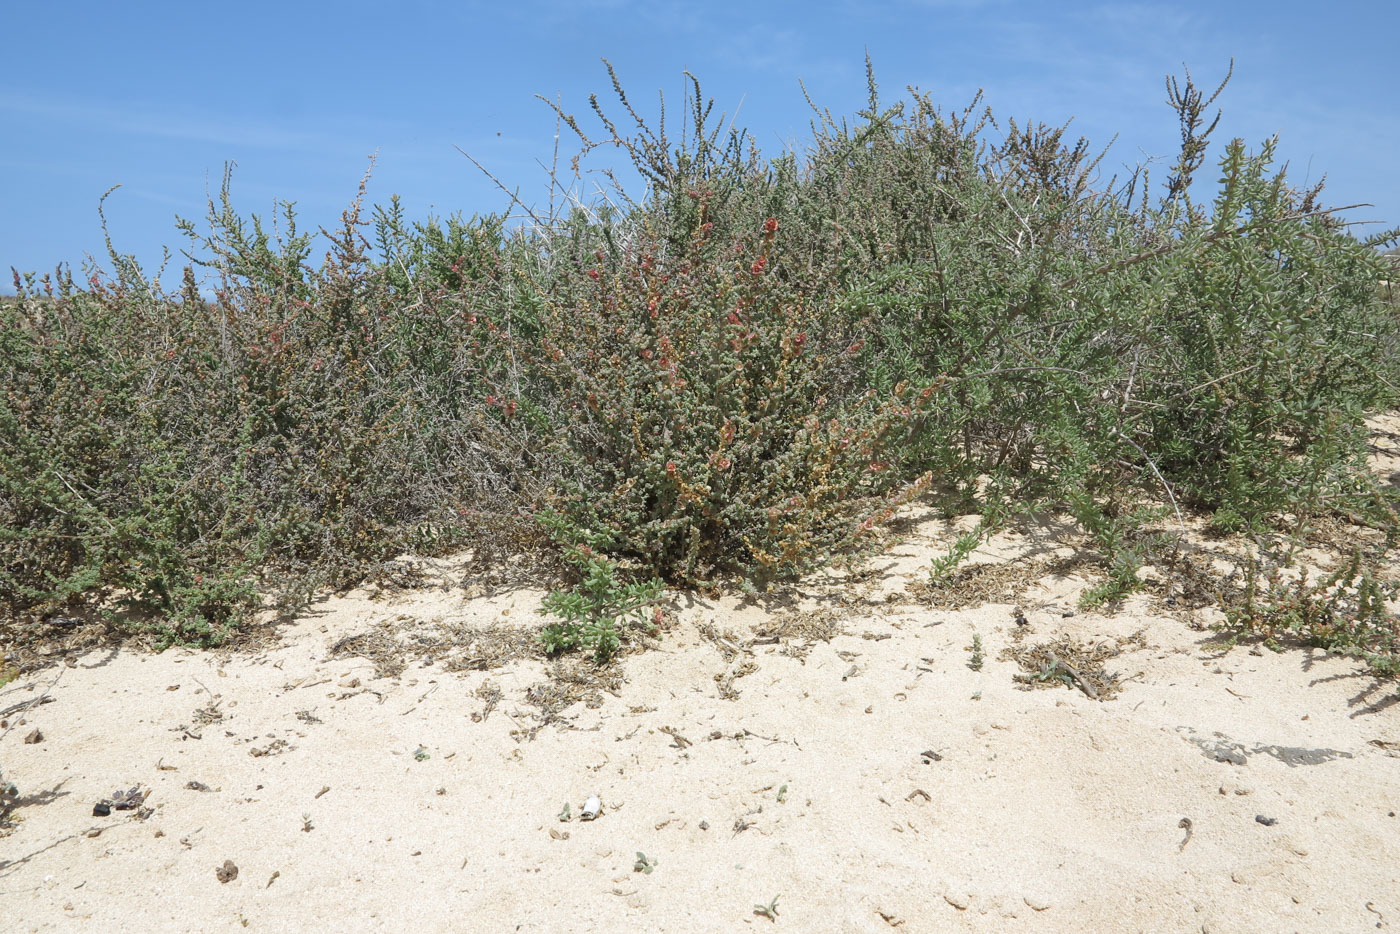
[5,444,1400,932]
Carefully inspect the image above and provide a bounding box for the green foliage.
[929,527,986,586]
[1225,551,1400,677]
[1,171,537,645]
[753,896,781,922]
[968,632,984,671]
[540,538,663,663]
[508,212,936,585]
[4,59,1399,664]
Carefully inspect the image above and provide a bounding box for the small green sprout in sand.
[754,895,780,921]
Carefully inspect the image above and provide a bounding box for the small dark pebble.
[93,802,111,817]
[1061,611,1076,618]
[216,859,238,884]
[920,750,943,763]
[24,728,43,744]
[699,820,709,831]
[1255,815,1277,826]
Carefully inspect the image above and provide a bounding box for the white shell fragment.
[580,795,602,821]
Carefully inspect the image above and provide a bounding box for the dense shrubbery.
[3,62,1398,662]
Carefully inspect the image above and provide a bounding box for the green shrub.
[1,175,537,644]
[503,212,936,585]
[4,61,1399,656]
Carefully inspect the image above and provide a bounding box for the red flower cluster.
[764,217,779,234]
[750,257,767,276]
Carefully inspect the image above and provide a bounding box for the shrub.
[4,60,1398,654]
[1,174,538,644]
[504,212,935,585]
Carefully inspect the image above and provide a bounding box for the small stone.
[92,802,111,817]
[23,728,42,744]
[1023,894,1052,911]
[944,891,970,910]
[216,860,238,884]
[1255,814,1277,826]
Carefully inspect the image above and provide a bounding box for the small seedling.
[413,745,430,761]
[754,895,780,921]
[776,784,787,804]
[968,633,984,671]
[633,851,657,874]
[540,542,664,663]
[301,814,313,832]
[970,690,982,701]
[558,802,572,822]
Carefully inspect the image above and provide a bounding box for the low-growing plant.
[1225,550,1400,677]
[540,539,664,663]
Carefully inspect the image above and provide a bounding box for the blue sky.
[4,0,1397,288]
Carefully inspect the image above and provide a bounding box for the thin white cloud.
[0,91,335,150]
